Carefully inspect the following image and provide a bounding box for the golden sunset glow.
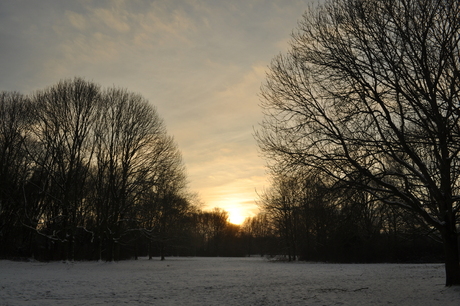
[0,1,306,221]
[227,207,247,225]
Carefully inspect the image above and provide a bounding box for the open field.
[0,257,459,305]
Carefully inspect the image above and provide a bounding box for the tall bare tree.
[256,0,460,285]
[91,87,171,261]
[259,174,303,261]
[0,92,32,257]
[0,78,194,261]
[30,78,100,260]
[137,135,191,260]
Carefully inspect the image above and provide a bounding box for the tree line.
[252,169,443,263]
[0,78,289,261]
[0,74,446,265]
[0,78,246,261]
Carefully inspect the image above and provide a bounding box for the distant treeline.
[250,170,444,263]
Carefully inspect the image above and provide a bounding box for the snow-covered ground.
[0,257,458,305]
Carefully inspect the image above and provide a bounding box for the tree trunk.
[160,241,165,261]
[442,230,460,286]
[98,236,103,261]
[68,230,75,262]
[148,241,153,260]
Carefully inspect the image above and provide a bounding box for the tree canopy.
[257,0,460,285]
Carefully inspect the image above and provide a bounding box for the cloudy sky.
[0,0,312,224]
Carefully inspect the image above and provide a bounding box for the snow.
[0,257,459,305]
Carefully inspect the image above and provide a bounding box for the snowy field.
[0,257,459,305]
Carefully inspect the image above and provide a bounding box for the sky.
[0,0,312,224]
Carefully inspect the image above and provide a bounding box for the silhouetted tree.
[0,92,32,258]
[208,208,229,256]
[0,78,194,261]
[241,213,275,256]
[256,0,460,285]
[259,174,302,261]
[90,86,189,261]
[28,78,100,260]
[188,208,247,256]
[143,136,190,260]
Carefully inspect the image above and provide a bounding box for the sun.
[208,195,256,225]
[227,207,247,225]
[228,213,246,225]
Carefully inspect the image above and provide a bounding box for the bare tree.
[209,208,229,256]
[259,174,303,261]
[88,86,192,261]
[0,78,195,261]
[0,92,32,258]
[29,78,100,260]
[91,87,169,261]
[256,0,460,285]
[258,167,339,261]
[241,212,274,256]
[189,208,232,256]
[138,136,191,260]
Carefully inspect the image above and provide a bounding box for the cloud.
[0,0,312,218]
[93,8,131,33]
[66,11,87,31]
[199,174,267,217]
